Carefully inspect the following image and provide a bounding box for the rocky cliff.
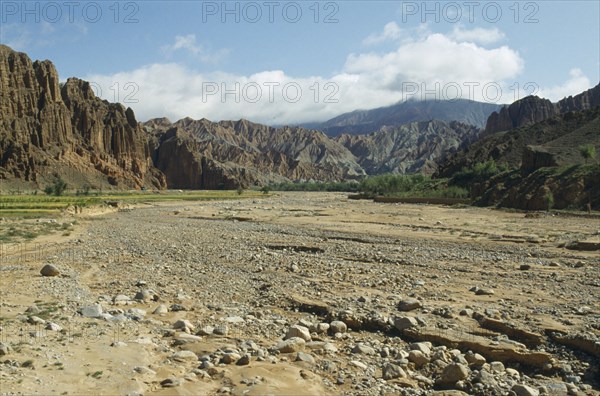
[0,45,165,190]
[336,120,481,175]
[144,118,366,189]
[437,106,600,178]
[484,83,600,135]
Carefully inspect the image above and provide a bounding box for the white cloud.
[449,25,505,45]
[538,68,593,101]
[161,34,229,65]
[363,22,403,45]
[85,28,525,124]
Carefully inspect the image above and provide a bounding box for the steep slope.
[0,45,165,190]
[337,120,481,175]
[144,118,366,189]
[437,107,600,178]
[484,83,600,135]
[314,99,501,136]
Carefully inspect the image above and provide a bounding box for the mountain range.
[1,44,598,199]
[308,99,502,136]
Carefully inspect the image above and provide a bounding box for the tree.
[579,144,596,164]
[44,175,68,196]
[260,185,270,195]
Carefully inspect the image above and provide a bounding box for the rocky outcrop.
[484,96,557,135]
[315,99,500,136]
[336,120,481,175]
[0,44,165,189]
[521,146,558,173]
[474,165,599,210]
[145,118,366,189]
[484,83,600,135]
[437,106,600,178]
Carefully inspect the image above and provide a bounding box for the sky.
[1,0,599,125]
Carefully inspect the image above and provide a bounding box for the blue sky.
[2,1,599,124]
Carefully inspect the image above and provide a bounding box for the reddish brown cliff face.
[0,45,165,190]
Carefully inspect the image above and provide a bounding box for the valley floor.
[0,192,598,395]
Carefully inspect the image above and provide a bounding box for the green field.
[0,190,266,243]
[0,190,265,218]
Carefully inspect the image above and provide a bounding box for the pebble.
[397,297,422,311]
[285,325,311,341]
[276,337,306,353]
[440,363,470,384]
[329,321,347,334]
[80,304,103,318]
[511,384,540,396]
[40,264,60,277]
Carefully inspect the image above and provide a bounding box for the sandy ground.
[0,192,598,395]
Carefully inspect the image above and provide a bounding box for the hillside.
[314,99,501,136]
[336,120,481,175]
[144,118,366,189]
[437,107,600,178]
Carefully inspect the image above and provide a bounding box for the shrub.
[44,175,67,196]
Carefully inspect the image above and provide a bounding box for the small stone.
[465,352,486,366]
[382,363,406,380]
[160,377,183,387]
[80,304,103,318]
[397,297,422,311]
[519,264,531,270]
[213,325,229,336]
[410,342,431,355]
[475,288,495,296]
[349,360,368,370]
[489,361,505,373]
[171,350,198,362]
[113,294,131,303]
[296,352,315,364]
[173,319,195,333]
[40,264,60,277]
[236,354,251,366]
[152,304,168,315]
[329,321,347,334]
[197,326,214,336]
[440,363,470,384]
[28,316,45,325]
[221,353,241,364]
[276,337,306,353]
[394,316,419,331]
[352,343,376,355]
[45,322,62,331]
[511,384,540,396]
[316,323,330,334]
[505,368,520,378]
[134,289,157,301]
[285,325,311,341]
[408,350,430,367]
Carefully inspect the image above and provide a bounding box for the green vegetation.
[44,175,68,196]
[579,144,597,164]
[450,160,509,188]
[268,180,360,192]
[268,174,468,199]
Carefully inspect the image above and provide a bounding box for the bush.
[579,144,596,164]
[44,175,68,196]
[450,160,509,187]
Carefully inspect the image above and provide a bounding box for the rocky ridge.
[0,45,165,190]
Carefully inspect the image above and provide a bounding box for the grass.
[0,190,264,241]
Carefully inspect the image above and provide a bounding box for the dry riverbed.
[0,192,598,396]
